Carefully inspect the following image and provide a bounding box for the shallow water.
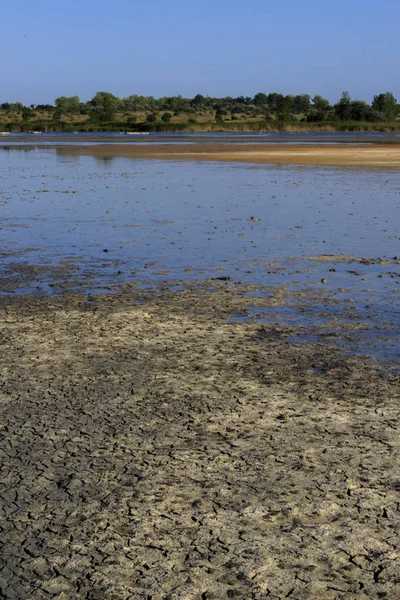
[1,147,399,363]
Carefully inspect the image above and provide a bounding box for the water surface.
[1,147,399,363]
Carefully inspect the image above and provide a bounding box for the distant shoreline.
[2,121,400,136]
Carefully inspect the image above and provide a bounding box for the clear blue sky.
[1,0,398,105]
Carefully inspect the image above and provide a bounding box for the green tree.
[36,104,55,112]
[372,92,398,122]
[22,107,33,121]
[266,93,284,113]
[159,95,188,113]
[192,94,205,107]
[1,102,24,114]
[276,95,293,121]
[55,95,80,115]
[13,102,24,114]
[293,94,311,113]
[161,112,172,123]
[334,91,352,120]
[311,95,330,111]
[253,92,268,107]
[90,91,120,122]
[349,100,372,121]
[122,95,154,111]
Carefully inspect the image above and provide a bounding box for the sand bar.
[52,142,400,167]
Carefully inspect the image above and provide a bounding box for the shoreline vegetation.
[1,90,399,133]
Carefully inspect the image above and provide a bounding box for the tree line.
[0,91,398,125]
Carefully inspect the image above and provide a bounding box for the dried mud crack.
[0,287,399,599]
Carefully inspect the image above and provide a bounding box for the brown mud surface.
[1,285,399,599]
[52,143,400,167]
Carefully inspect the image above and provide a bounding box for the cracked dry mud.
[0,286,399,599]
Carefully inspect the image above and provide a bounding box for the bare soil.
[1,284,399,599]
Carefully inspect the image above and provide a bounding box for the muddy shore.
[1,283,399,599]
[50,143,400,167]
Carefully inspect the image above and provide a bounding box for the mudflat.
[1,285,399,599]
[1,150,399,599]
[54,143,400,167]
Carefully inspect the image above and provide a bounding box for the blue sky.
[1,0,398,104]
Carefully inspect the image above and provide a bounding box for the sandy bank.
[54,143,400,167]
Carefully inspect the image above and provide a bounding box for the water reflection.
[54,147,118,166]
[0,145,36,153]
[54,150,82,165]
[92,155,116,166]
